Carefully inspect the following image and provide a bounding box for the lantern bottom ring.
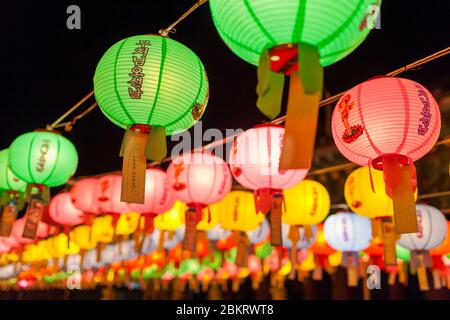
[371,154,410,171]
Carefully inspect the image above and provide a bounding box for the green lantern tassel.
[145,126,167,162]
[256,49,285,119]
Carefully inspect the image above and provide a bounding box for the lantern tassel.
[280,43,323,170]
[0,196,18,237]
[287,225,300,270]
[235,231,250,268]
[183,204,202,251]
[269,192,283,246]
[145,126,167,161]
[383,155,418,234]
[256,49,285,119]
[22,193,45,240]
[381,218,398,266]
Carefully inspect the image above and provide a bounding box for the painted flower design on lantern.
[172,160,186,191]
[98,179,110,202]
[338,94,364,143]
[230,138,242,177]
[191,102,205,121]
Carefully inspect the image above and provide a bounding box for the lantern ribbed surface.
[167,152,232,205]
[0,149,27,192]
[283,180,330,225]
[229,125,307,190]
[96,175,130,214]
[332,77,441,166]
[430,222,450,256]
[281,224,317,249]
[397,205,448,251]
[94,35,209,134]
[70,178,100,215]
[344,166,418,218]
[209,0,379,66]
[128,169,175,215]
[324,212,372,252]
[49,192,85,226]
[8,131,78,187]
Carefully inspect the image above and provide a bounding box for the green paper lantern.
[94,34,209,135]
[203,251,222,270]
[8,131,78,188]
[396,244,411,262]
[130,268,141,280]
[255,242,272,259]
[0,149,27,193]
[179,259,201,276]
[209,0,380,67]
[142,264,158,279]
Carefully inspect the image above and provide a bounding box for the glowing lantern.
[167,152,232,250]
[324,213,372,286]
[210,0,380,169]
[229,125,307,245]
[310,224,336,279]
[70,178,100,223]
[11,218,53,245]
[397,205,447,251]
[207,224,231,241]
[71,226,97,250]
[128,168,175,233]
[430,221,450,268]
[94,34,209,203]
[282,223,317,269]
[8,130,78,240]
[332,77,441,234]
[96,175,130,228]
[91,216,114,244]
[0,149,27,237]
[283,179,330,225]
[49,192,85,233]
[115,212,141,236]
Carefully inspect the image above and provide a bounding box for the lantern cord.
[52,102,99,132]
[47,90,94,130]
[417,191,450,201]
[159,0,209,37]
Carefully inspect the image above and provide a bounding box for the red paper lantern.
[310,224,336,268]
[49,192,85,232]
[167,151,232,251]
[96,175,130,227]
[128,168,175,233]
[332,77,441,234]
[70,178,101,223]
[229,124,307,245]
[11,218,53,244]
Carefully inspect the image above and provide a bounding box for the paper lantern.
[91,216,114,244]
[283,180,330,225]
[167,151,232,250]
[217,191,265,232]
[311,224,336,274]
[94,34,209,203]
[210,0,380,169]
[229,125,307,245]
[11,218,53,245]
[128,168,175,233]
[96,175,130,227]
[70,178,100,221]
[397,205,448,251]
[207,224,231,241]
[115,212,141,236]
[70,226,97,250]
[49,192,85,230]
[282,224,317,250]
[430,221,450,257]
[332,77,441,234]
[324,213,372,252]
[154,201,184,231]
[345,166,418,218]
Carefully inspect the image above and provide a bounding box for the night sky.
[1,0,449,181]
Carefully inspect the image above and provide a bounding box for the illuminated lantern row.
[49,192,85,234]
[0,149,27,237]
[344,166,419,265]
[324,212,372,286]
[70,178,101,224]
[94,34,209,204]
[8,130,78,240]
[229,125,307,245]
[167,152,232,250]
[332,77,441,235]
[209,0,380,170]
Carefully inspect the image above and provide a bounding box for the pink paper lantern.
[0,236,20,250]
[11,218,53,244]
[96,174,130,227]
[331,77,441,234]
[229,124,307,245]
[70,178,100,222]
[49,192,85,231]
[167,151,232,250]
[128,168,176,232]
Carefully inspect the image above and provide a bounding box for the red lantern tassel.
[382,155,418,234]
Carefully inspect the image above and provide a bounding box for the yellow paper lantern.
[51,234,80,257]
[297,250,316,272]
[328,251,343,267]
[344,166,418,218]
[70,226,97,250]
[91,216,114,243]
[115,211,140,235]
[217,191,265,232]
[154,201,185,231]
[197,203,220,231]
[283,180,330,225]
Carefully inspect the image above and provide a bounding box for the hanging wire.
[159,0,209,37]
